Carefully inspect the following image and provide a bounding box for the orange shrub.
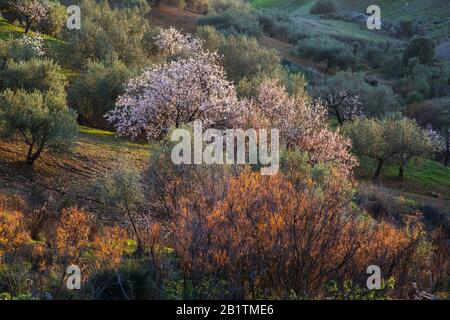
[171,169,371,298]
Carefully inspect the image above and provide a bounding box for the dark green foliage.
[297,36,356,71]
[403,37,435,65]
[68,57,131,129]
[197,26,279,84]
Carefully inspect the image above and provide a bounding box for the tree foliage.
[0,89,77,165]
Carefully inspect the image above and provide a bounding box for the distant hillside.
[339,0,450,39]
[253,0,450,39]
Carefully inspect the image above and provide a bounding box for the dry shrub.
[0,210,30,262]
[50,207,129,297]
[167,166,449,299]
[91,226,128,271]
[54,208,94,267]
[170,169,368,298]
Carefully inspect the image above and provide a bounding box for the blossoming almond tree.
[107,28,241,140]
[9,0,48,34]
[243,79,357,175]
[154,27,204,57]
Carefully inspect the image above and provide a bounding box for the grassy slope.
[0,18,59,42]
[357,157,450,201]
[0,8,448,214]
[254,0,450,40]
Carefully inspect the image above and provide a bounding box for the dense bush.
[197,1,262,37]
[61,0,158,68]
[259,9,310,43]
[197,26,280,84]
[403,37,435,65]
[396,20,422,39]
[0,58,66,96]
[297,36,356,71]
[68,57,131,129]
[0,35,45,63]
[38,0,66,37]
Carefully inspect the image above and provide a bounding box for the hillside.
[0,0,449,301]
[0,127,149,220]
[252,0,450,40]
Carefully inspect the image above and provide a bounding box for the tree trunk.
[25,19,32,34]
[445,133,449,167]
[26,143,35,165]
[26,143,44,166]
[335,108,344,125]
[126,204,143,255]
[398,164,404,180]
[373,159,384,182]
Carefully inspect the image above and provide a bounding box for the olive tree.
[0,89,77,165]
[343,117,401,181]
[68,57,131,129]
[344,117,441,181]
[393,118,442,179]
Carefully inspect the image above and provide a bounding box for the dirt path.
[147,5,199,33]
[384,187,450,213]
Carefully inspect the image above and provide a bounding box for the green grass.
[336,0,450,39]
[254,0,449,42]
[253,0,401,44]
[78,126,149,155]
[0,19,59,42]
[358,157,450,198]
[0,19,25,40]
[384,158,450,194]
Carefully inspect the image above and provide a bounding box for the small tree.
[0,89,78,165]
[343,117,402,181]
[95,161,144,253]
[314,72,363,125]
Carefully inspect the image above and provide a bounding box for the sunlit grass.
[358,157,450,198]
